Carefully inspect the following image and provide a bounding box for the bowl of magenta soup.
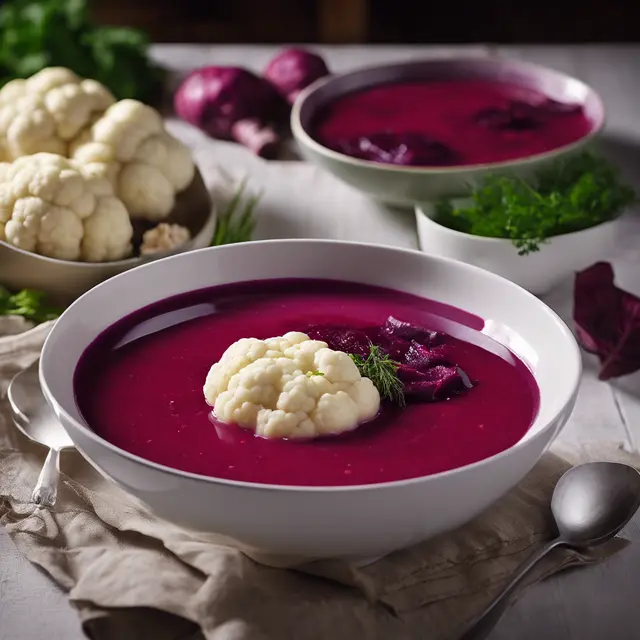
[39,240,581,560]
[291,57,604,206]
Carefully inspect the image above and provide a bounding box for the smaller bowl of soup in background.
[38,240,582,561]
[291,57,605,207]
[415,201,620,295]
[0,169,216,306]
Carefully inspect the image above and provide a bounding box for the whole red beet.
[174,66,286,158]
[263,48,330,105]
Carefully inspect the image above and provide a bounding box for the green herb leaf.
[211,180,261,246]
[0,0,166,104]
[0,286,63,324]
[350,344,406,408]
[434,152,637,256]
[306,370,325,377]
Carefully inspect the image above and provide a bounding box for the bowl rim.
[415,202,622,246]
[291,55,606,175]
[0,201,218,269]
[39,238,582,493]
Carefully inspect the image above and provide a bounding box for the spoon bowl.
[8,361,74,506]
[552,461,640,545]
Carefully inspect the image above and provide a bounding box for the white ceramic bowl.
[0,169,216,306]
[39,240,581,561]
[291,57,605,206]
[415,202,620,295]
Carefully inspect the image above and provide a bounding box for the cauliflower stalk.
[203,332,381,439]
[0,67,115,162]
[0,153,133,262]
[70,99,196,221]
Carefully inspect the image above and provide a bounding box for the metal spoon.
[7,360,74,507]
[460,461,640,640]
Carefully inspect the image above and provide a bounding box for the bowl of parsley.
[415,152,636,295]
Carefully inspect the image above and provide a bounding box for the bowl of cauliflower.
[0,67,216,304]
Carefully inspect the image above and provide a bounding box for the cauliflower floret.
[140,222,191,256]
[0,67,114,162]
[69,99,196,221]
[203,333,381,439]
[314,347,361,383]
[204,338,269,397]
[0,152,133,262]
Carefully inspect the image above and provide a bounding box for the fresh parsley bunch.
[435,152,636,255]
[0,0,165,104]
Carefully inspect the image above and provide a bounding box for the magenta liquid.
[312,79,594,167]
[74,279,539,487]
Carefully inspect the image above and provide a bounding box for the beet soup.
[74,279,540,487]
[311,79,595,167]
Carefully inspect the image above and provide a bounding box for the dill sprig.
[211,179,261,246]
[350,344,406,408]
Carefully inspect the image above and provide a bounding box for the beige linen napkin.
[0,318,631,640]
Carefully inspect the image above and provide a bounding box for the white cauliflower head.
[70,99,196,221]
[140,222,191,256]
[0,153,133,262]
[0,67,115,162]
[203,332,381,439]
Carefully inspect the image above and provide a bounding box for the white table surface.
[2,43,640,640]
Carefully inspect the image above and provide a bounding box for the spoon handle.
[31,448,61,507]
[458,537,564,640]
